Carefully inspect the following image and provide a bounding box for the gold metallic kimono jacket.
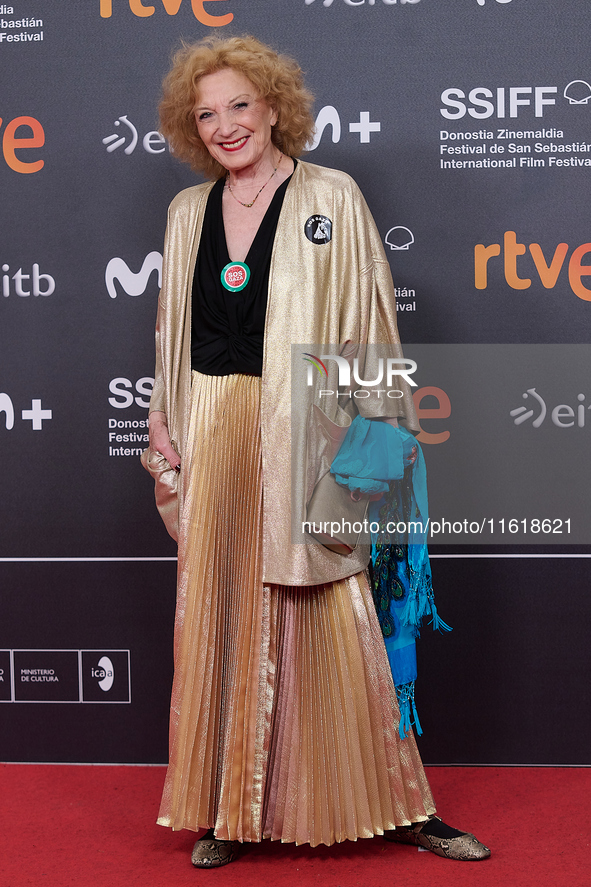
[149,160,419,587]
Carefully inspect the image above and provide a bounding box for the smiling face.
[194,68,278,175]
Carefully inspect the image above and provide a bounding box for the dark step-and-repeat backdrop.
[1,0,590,765]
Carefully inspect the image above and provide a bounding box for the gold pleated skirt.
[157,371,435,847]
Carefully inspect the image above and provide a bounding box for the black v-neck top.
[191,167,294,376]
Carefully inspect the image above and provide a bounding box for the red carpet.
[1,764,588,887]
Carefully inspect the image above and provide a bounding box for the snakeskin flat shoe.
[191,829,238,868]
[384,818,491,861]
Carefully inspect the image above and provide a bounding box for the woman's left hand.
[149,411,181,471]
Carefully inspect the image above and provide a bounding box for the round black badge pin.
[305,215,332,244]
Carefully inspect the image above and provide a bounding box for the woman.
[146,35,489,867]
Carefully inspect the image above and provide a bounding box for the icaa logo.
[92,656,115,692]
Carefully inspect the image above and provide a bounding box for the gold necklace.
[226,153,283,208]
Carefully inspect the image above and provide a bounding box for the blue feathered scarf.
[331,417,451,739]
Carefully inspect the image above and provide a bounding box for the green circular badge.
[220,261,250,292]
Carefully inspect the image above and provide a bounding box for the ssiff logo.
[441,81,591,120]
[477,0,512,6]
[108,377,153,409]
[99,0,233,26]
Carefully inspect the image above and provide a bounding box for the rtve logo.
[474,232,591,302]
[105,252,162,298]
[0,114,44,173]
[99,0,233,26]
[413,387,450,445]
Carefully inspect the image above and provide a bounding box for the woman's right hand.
[148,411,181,471]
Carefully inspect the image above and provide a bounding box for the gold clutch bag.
[305,405,369,555]
[140,446,179,542]
[306,470,369,555]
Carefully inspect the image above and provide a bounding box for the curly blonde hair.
[159,35,315,179]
